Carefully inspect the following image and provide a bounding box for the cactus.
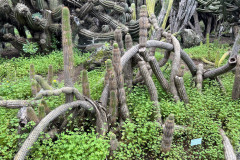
[175,76,189,104]
[232,56,240,100]
[104,59,113,85]
[52,5,63,21]
[82,70,91,98]
[109,132,119,156]
[219,128,237,160]
[38,104,45,120]
[30,64,37,96]
[62,7,74,103]
[108,70,118,122]
[123,33,133,88]
[218,51,230,67]
[215,51,220,67]
[161,114,175,153]
[41,100,51,115]
[112,43,129,121]
[26,107,39,124]
[146,0,156,17]
[131,3,136,20]
[47,65,53,85]
[139,5,149,54]
[196,63,204,92]
[76,1,94,19]
[162,0,173,30]
[48,0,60,11]
[206,33,210,48]
[35,75,52,90]
[114,27,124,55]
[138,59,161,123]
[109,90,118,126]
[3,33,27,51]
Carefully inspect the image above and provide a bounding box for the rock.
[180,29,202,48]
[84,45,113,71]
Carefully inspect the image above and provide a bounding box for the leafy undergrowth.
[184,42,230,62]
[0,44,239,159]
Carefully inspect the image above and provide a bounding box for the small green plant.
[104,42,110,49]
[51,35,60,50]
[23,41,39,55]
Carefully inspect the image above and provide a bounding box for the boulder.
[180,29,202,48]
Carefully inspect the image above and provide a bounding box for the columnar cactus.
[62,7,74,103]
[114,27,124,55]
[40,100,51,114]
[26,107,39,124]
[3,33,27,51]
[124,33,133,88]
[112,43,130,121]
[162,0,173,30]
[38,104,45,120]
[105,59,113,86]
[174,76,189,104]
[232,56,240,100]
[47,65,53,85]
[196,63,204,92]
[146,0,156,17]
[139,5,149,53]
[35,75,52,90]
[82,70,91,98]
[161,114,175,153]
[108,62,119,124]
[109,89,118,126]
[131,3,136,20]
[30,64,37,96]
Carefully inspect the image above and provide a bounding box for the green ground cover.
[0,43,239,159]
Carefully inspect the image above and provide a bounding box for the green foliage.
[28,130,110,160]
[184,42,230,62]
[23,41,39,55]
[0,50,90,79]
[51,35,60,50]
[113,86,162,159]
[0,109,19,159]
[0,44,239,159]
[0,77,31,99]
